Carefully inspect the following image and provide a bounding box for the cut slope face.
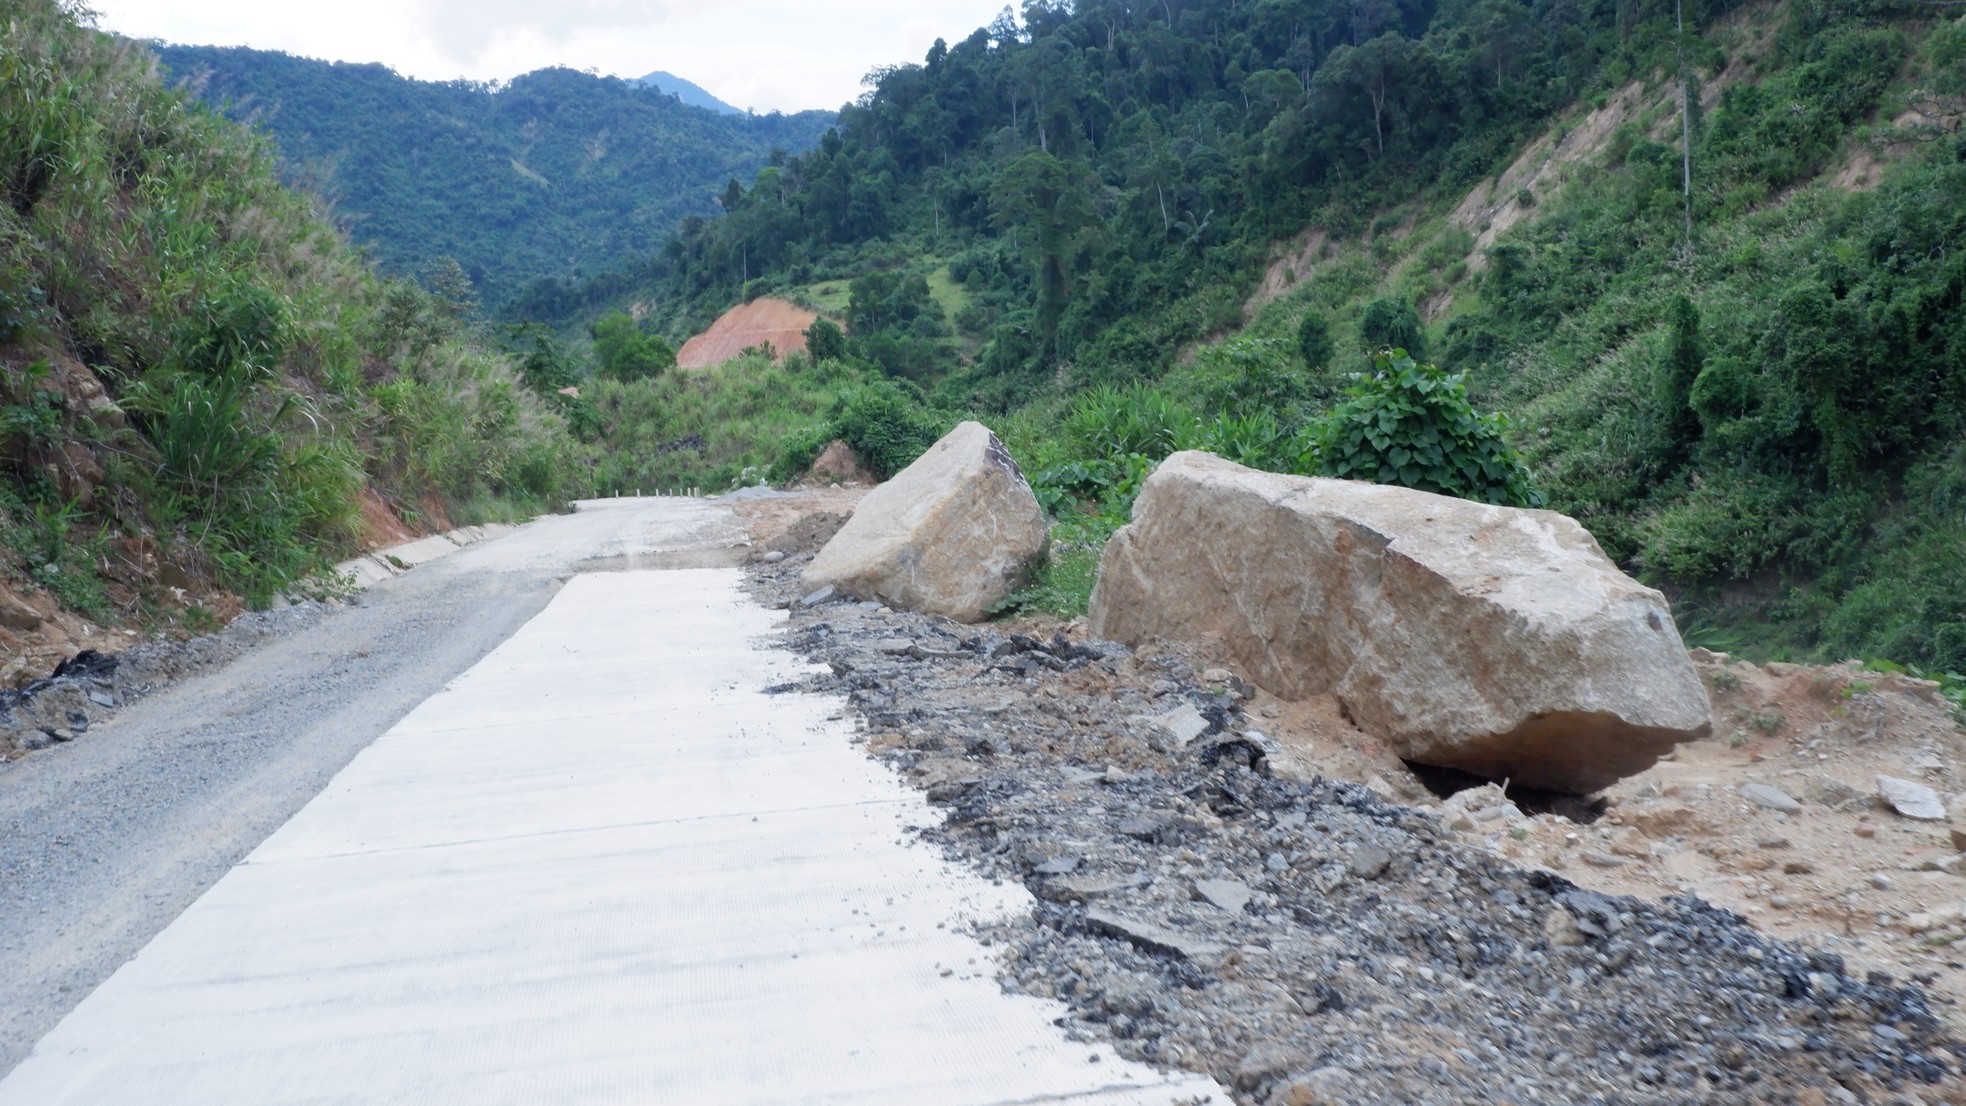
[1450,82,1649,267]
[675,298,821,370]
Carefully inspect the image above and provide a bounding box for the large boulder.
[1089,452,1711,793]
[803,422,1048,622]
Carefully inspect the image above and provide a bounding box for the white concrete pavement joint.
[0,553,1226,1105]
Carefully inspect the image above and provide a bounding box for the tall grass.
[0,0,579,619]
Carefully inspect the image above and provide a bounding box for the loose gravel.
[747,554,1966,1106]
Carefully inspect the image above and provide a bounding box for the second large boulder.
[804,422,1048,622]
[1089,452,1710,793]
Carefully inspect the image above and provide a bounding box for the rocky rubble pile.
[748,551,1965,1105]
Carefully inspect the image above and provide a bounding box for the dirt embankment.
[676,298,822,370]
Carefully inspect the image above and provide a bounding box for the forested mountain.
[148,45,834,306]
[546,0,1966,671]
[635,70,742,116]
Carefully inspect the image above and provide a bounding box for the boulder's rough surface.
[803,422,1047,622]
[1088,452,1710,792]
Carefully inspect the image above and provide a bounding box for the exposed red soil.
[676,298,821,370]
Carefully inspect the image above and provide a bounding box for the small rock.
[1951,825,1966,852]
[0,593,43,632]
[1116,814,1170,841]
[1740,783,1801,814]
[1608,827,1650,858]
[1581,851,1627,868]
[1148,703,1210,748]
[1347,844,1393,880]
[1805,775,1866,810]
[1876,774,1946,821]
[1904,903,1966,933]
[87,690,116,708]
[1756,836,1792,850]
[761,550,788,564]
[875,638,915,655]
[1033,855,1080,876]
[1543,907,1588,947]
[1275,1067,1353,1106]
[1233,1040,1304,1092]
[799,585,840,608]
[1869,873,1893,891]
[1034,873,1151,903]
[1623,801,1697,835]
[1932,853,1966,877]
[1194,878,1254,915]
[1855,823,1877,839]
[1782,860,1815,875]
[1084,909,1224,961]
[1201,667,1234,686]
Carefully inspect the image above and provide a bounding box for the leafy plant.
[1308,350,1543,508]
[1060,384,1188,460]
[991,538,1103,619]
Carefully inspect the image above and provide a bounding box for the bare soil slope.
[676,298,821,370]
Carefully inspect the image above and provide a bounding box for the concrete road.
[0,497,746,1074]
[0,498,1224,1105]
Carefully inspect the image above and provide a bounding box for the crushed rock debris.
[746,552,1966,1106]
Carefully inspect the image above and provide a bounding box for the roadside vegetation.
[0,0,578,626]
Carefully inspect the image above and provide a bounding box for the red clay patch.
[676,298,821,370]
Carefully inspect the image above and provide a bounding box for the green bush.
[826,377,949,479]
[1309,350,1542,508]
[591,310,674,381]
[1297,311,1334,371]
[1358,296,1425,358]
[803,317,847,362]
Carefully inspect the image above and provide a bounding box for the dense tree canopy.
[594,0,1755,400]
[153,46,835,306]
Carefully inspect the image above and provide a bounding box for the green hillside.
[0,0,583,625]
[551,0,1966,671]
[149,45,834,307]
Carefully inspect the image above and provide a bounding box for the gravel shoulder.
[0,496,747,1077]
[743,541,1966,1106]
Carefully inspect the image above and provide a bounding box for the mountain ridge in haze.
[151,43,833,306]
[634,69,741,116]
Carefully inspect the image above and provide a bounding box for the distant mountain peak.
[634,70,741,116]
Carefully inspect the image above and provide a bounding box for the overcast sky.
[90,0,1013,114]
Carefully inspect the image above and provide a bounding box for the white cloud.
[92,0,1010,113]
